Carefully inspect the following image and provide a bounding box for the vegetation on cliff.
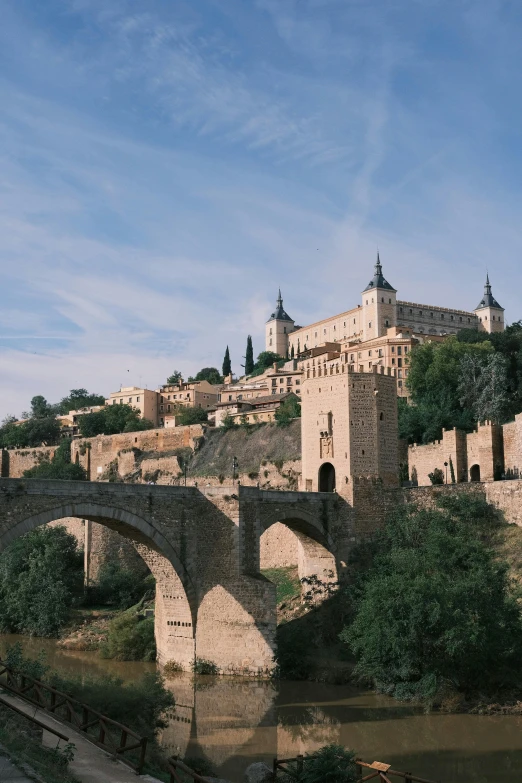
[188,418,301,476]
[400,322,522,444]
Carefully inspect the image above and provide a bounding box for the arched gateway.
[0,480,343,676]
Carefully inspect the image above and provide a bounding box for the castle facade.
[266,257,504,354]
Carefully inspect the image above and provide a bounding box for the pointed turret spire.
[475,273,503,311]
[362,252,396,293]
[267,289,294,323]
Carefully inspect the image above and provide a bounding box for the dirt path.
[0,691,162,782]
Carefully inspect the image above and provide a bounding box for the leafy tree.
[166,370,182,385]
[222,346,232,378]
[0,526,83,637]
[187,367,223,385]
[248,351,284,377]
[458,352,511,423]
[23,440,87,481]
[58,389,105,414]
[172,406,208,425]
[221,412,236,431]
[78,404,153,437]
[28,395,58,419]
[275,396,301,427]
[86,562,154,609]
[400,338,494,443]
[341,495,522,704]
[0,416,61,448]
[244,335,254,375]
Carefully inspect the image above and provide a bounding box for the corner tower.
[474,275,505,333]
[361,254,397,341]
[265,289,295,356]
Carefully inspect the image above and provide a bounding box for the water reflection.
[2,635,522,782]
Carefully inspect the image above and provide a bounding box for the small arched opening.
[318,462,336,492]
[470,464,481,482]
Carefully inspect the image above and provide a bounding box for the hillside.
[188,419,301,477]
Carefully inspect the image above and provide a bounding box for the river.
[1,634,521,782]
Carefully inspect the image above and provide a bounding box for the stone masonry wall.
[408,428,467,486]
[503,414,522,478]
[72,425,205,482]
[3,446,57,478]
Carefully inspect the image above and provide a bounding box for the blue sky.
[1,0,522,417]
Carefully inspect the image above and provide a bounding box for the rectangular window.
[128,397,132,403]
[398,358,403,367]
[398,370,402,378]
[137,397,140,402]
[397,346,402,355]
[392,346,395,353]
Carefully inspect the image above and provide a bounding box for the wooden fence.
[273,755,439,783]
[0,660,147,773]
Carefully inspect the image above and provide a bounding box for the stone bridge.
[0,479,354,675]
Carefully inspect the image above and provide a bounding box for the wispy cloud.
[1,0,521,417]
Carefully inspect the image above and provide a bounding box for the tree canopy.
[78,404,154,437]
[173,406,208,425]
[0,526,83,637]
[222,346,232,378]
[58,388,105,414]
[342,494,522,704]
[187,367,222,385]
[0,415,61,449]
[399,329,522,443]
[275,395,301,427]
[166,370,182,385]
[244,336,254,375]
[248,351,284,377]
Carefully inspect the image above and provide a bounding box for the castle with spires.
[265,257,505,396]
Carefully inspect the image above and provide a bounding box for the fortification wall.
[72,425,205,481]
[408,428,467,486]
[503,414,522,478]
[3,446,57,478]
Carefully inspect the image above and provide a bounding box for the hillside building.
[266,257,504,397]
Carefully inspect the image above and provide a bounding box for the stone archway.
[470,464,481,482]
[318,462,336,492]
[0,502,197,669]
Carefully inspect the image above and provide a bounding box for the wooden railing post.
[137,738,147,775]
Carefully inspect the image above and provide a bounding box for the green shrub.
[86,562,154,609]
[428,467,444,485]
[192,658,218,675]
[276,744,357,783]
[0,526,83,636]
[275,396,301,427]
[342,495,522,704]
[100,608,156,661]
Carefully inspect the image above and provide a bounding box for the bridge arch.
[0,502,197,668]
[258,507,338,596]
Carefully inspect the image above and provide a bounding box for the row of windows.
[167,620,192,627]
[112,396,141,405]
[399,307,473,323]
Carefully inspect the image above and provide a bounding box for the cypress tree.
[222,346,232,378]
[291,344,295,359]
[245,336,254,375]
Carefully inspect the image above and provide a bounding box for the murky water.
[2,634,522,782]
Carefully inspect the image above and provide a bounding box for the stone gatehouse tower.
[300,364,399,493]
